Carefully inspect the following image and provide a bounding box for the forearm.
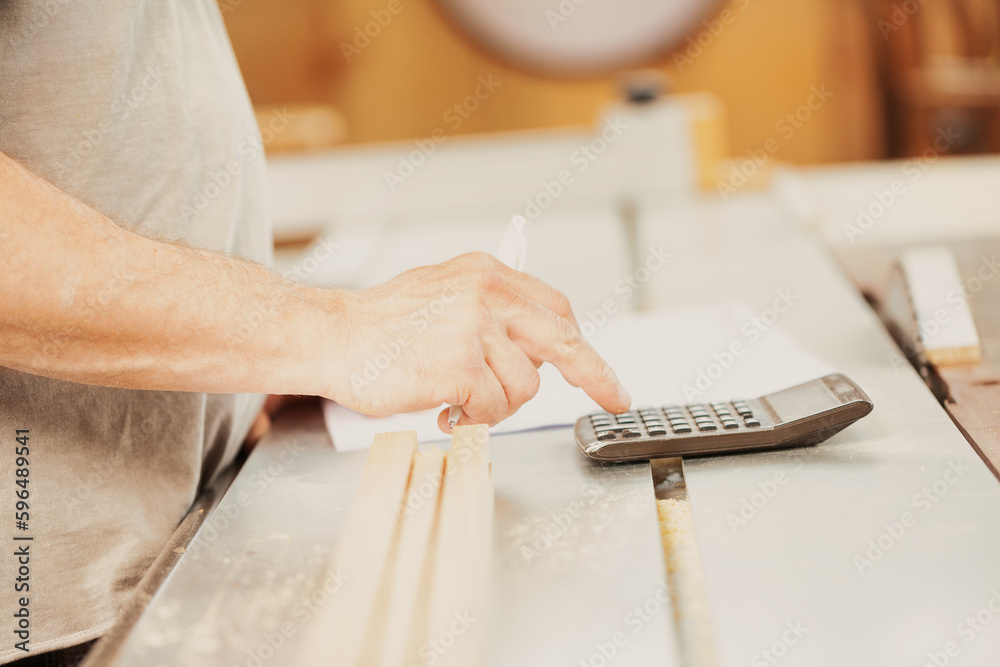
[0,151,343,397]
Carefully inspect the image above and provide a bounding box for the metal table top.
[104,408,680,667]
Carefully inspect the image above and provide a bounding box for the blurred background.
[224,0,1000,164]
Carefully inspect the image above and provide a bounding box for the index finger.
[502,297,630,414]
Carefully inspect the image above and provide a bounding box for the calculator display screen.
[765,381,841,424]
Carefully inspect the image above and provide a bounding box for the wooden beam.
[422,424,493,667]
[890,247,982,366]
[363,448,447,667]
[298,431,417,667]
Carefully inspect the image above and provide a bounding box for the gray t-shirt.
[0,1,271,660]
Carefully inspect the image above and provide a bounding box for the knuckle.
[465,267,508,300]
[551,288,573,315]
[593,359,616,384]
[555,320,585,357]
[460,250,499,269]
[521,370,542,403]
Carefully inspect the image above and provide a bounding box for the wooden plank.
[422,424,493,667]
[834,241,1000,481]
[298,431,418,666]
[362,448,447,667]
[894,247,982,366]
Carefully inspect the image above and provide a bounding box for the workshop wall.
[221,0,884,164]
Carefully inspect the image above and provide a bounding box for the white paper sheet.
[322,305,835,450]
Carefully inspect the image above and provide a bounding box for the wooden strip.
[423,424,493,667]
[898,247,982,366]
[298,431,418,667]
[362,448,446,667]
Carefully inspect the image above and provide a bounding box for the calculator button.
[647,427,667,436]
[721,421,739,429]
[594,424,623,433]
[697,422,718,431]
[672,425,692,433]
[591,417,611,424]
[596,431,617,441]
[744,418,761,427]
[643,421,664,428]
[621,429,641,438]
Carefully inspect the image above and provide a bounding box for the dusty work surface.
[99,407,681,667]
[639,192,1000,666]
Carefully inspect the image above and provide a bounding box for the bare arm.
[1,150,340,398]
[0,151,630,428]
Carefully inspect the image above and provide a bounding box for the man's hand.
[1,152,628,428]
[325,252,630,432]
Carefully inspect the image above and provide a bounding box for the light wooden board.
[895,247,982,366]
[423,425,493,667]
[298,431,417,666]
[365,448,447,667]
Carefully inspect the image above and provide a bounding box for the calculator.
[575,374,873,462]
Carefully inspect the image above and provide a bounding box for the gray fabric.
[0,1,271,661]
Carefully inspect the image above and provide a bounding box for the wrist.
[288,285,358,401]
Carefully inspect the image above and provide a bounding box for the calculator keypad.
[587,400,764,441]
